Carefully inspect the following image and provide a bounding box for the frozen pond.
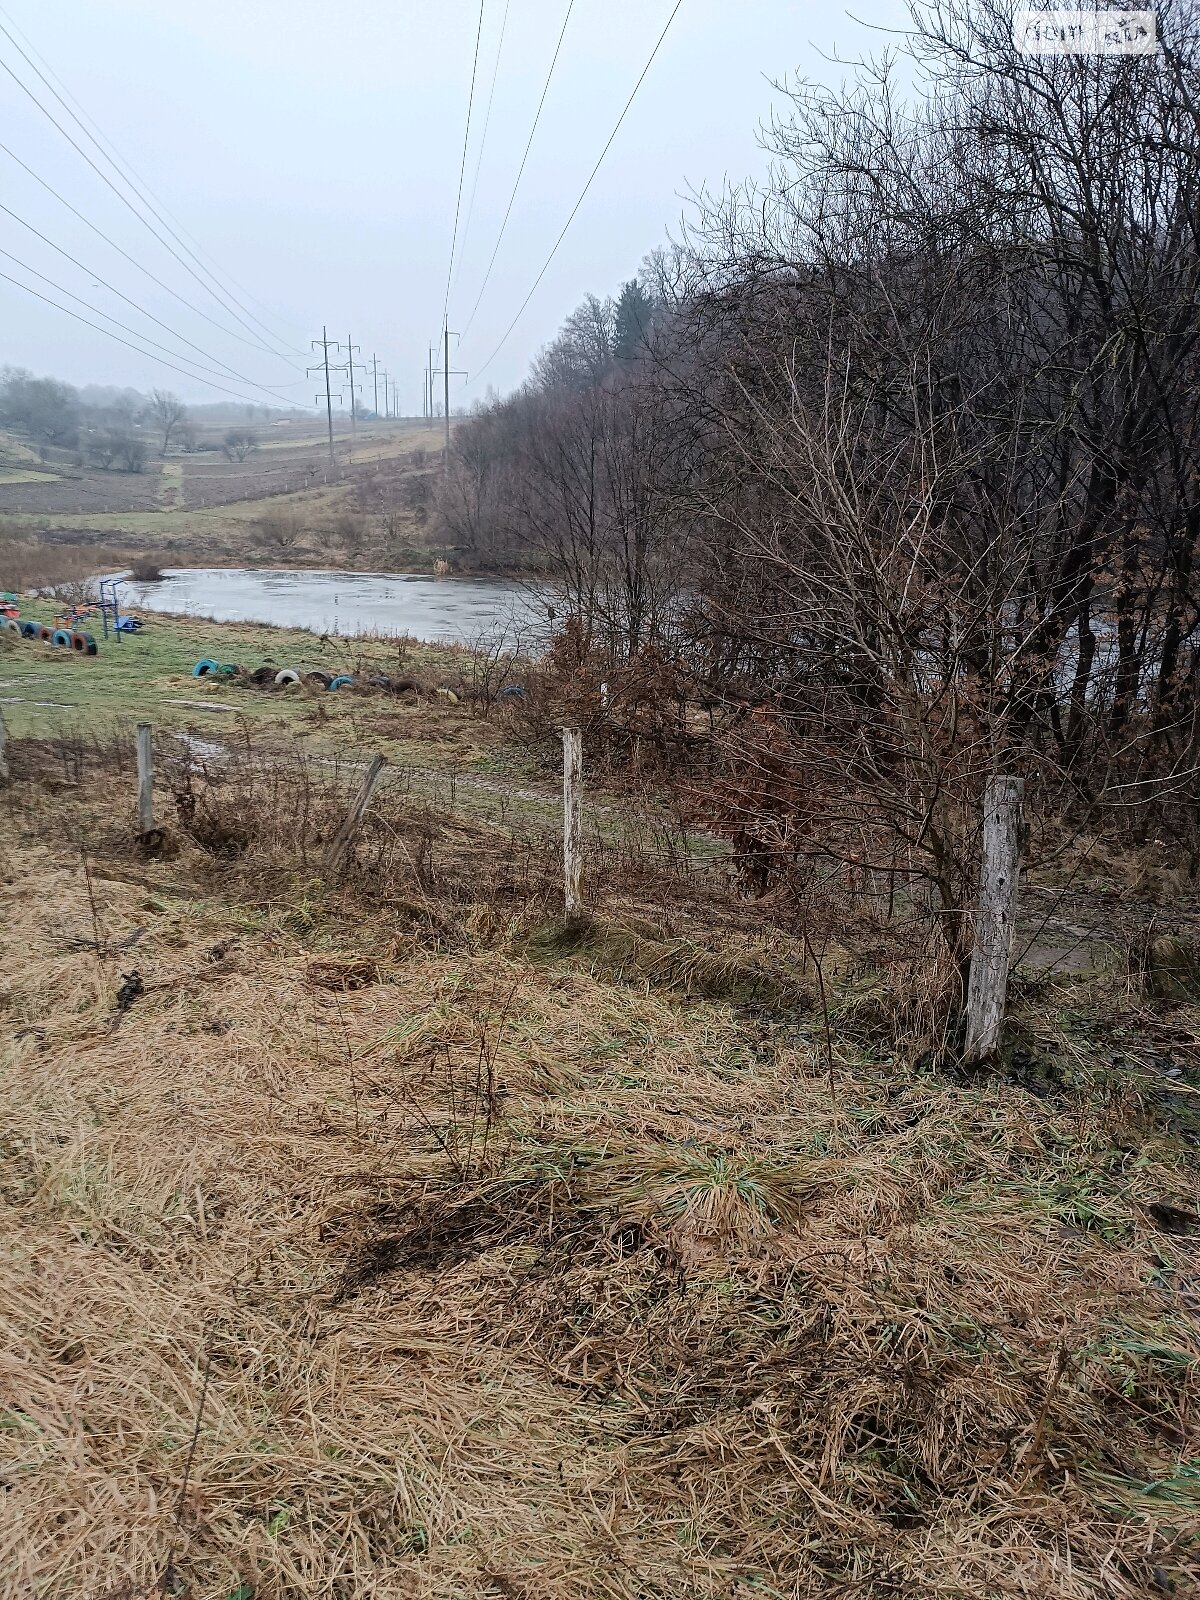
[115,567,542,645]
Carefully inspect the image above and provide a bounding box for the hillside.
[0,622,1197,1600]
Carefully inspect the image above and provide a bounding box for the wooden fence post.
[135,722,154,837]
[562,726,584,921]
[0,709,9,782]
[964,775,1024,1063]
[324,753,387,872]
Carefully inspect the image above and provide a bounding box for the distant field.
[0,419,427,516]
[0,418,448,578]
[0,459,165,513]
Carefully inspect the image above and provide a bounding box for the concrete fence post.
[135,722,154,837]
[964,775,1024,1063]
[562,727,584,921]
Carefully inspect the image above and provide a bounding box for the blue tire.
[218,663,239,675]
[328,675,354,691]
[19,621,39,639]
[51,628,72,648]
[193,659,219,677]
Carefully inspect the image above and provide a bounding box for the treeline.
[439,0,1200,947]
[0,367,303,468]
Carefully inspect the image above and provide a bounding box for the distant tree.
[86,433,116,469]
[112,432,147,473]
[0,367,79,446]
[150,389,188,455]
[533,293,615,388]
[223,428,258,462]
[613,279,655,361]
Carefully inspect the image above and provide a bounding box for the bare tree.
[150,389,187,456]
[223,428,258,462]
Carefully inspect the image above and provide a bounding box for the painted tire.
[19,621,40,639]
[192,659,220,677]
[69,631,88,652]
[328,675,354,691]
[80,633,98,656]
[4,619,21,635]
[218,663,239,675]
[51,628,72,648]
[304,671,332,688]
[274,668,300,687]
[38,626,54,642]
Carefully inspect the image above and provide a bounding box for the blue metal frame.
[98,578,124,642]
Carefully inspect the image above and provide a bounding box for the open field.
[0,678,1198,1598]
[0,420,447,576]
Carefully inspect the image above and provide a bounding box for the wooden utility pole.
[964,776,1024,1063]
[428,344,436,429]
[371,353,380,419]
[324,754,388,873]
[135,722,154,838]
[562,727,584,921]
[308,327,341,472]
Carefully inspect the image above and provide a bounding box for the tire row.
[193,659,355,690]
[5,619,97,654]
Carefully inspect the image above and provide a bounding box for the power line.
[460,0,575,340]
[452,0,511,300]
[0,243,297,393]
[0,4,307,358]
[0,199,305,404]
[0,138,305,369]
[467,0,684,385]
[443,0,487,326]
[0,45,303,369]
[0,266,312,411]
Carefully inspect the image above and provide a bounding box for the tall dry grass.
[0,527,137,594]
[0,730,1197,1599]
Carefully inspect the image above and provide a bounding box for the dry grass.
[0,532,137,595]
[0,738,1197,1600]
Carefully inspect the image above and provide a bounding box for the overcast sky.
[0,0,910,413]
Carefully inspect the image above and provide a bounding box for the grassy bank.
[0,739,1197,1598]
[0,606,496,751]
[0,646,1197,1598]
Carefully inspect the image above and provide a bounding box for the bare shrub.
[128,558,165,583]
[254,512,304,554]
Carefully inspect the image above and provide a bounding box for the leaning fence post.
[135,722,154,837]
[964,775,1024,1064]
[562,726,584,921]
[324,753,387,872]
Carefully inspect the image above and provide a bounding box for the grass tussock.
[0,732,1197,1600]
